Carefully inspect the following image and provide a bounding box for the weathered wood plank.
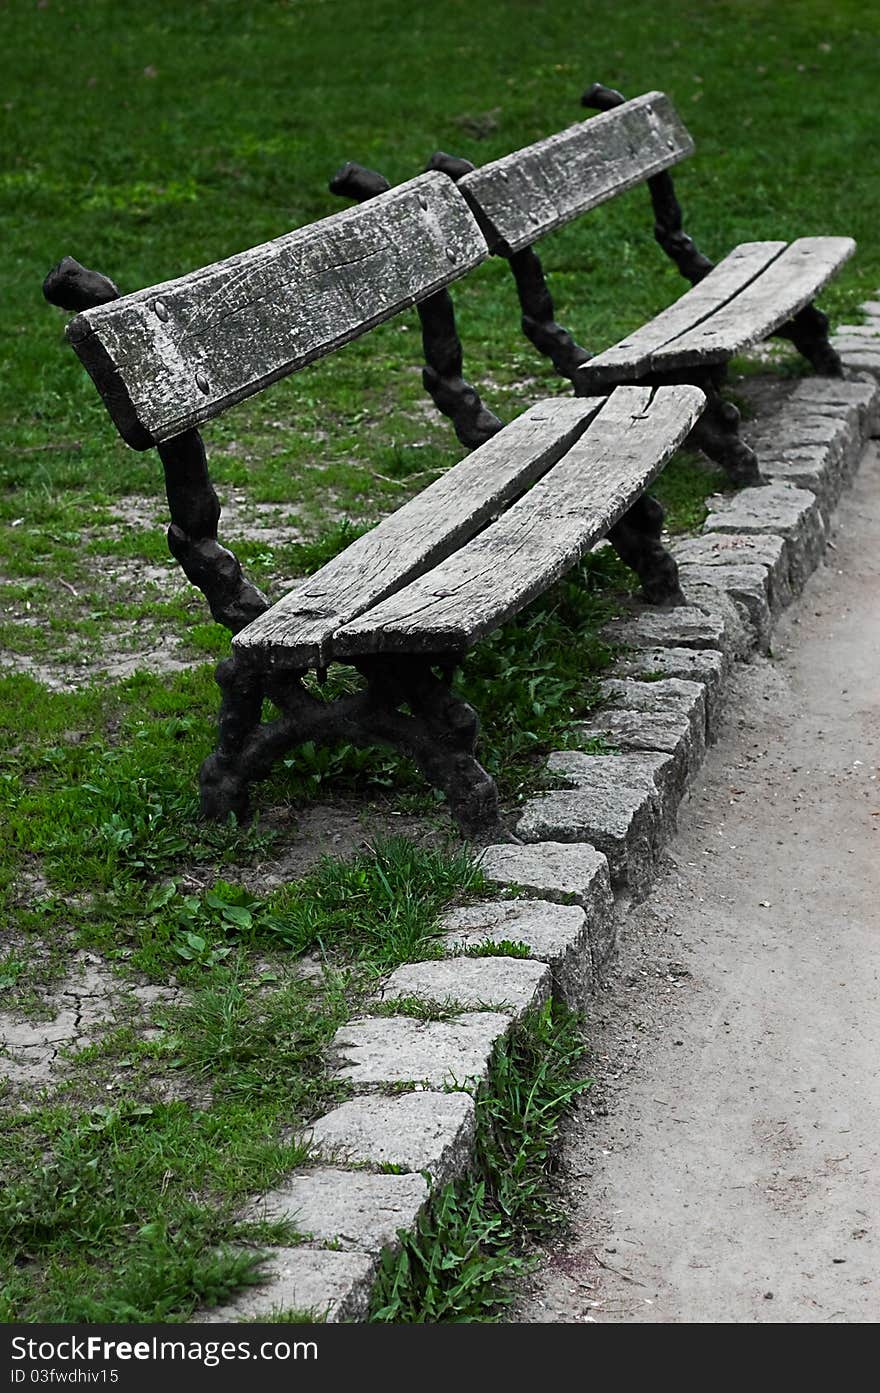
[458,92,693,255]
[332,384,705,656]
[66,172,488,449]
[232,397,605,670]
[648,236,856,369]
[579,241,787,387]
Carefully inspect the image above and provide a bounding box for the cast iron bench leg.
[774,302,844,377]
[357,656,503,840]
[608,494,686,606]
[508,246,592,384]
[685,376,764,488]
[199,651,504,840]
[199,657,266,822]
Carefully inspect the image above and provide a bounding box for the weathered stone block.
[746,389,863,514]
[832,316,880,387]
[478,840,611,910]
[672,584,754,659]
[247,1169,429,1255]
[605,598,746,661]
[609,646,727,735]
[672,532,792,612]
[194,1247,375,1323]
[571,677,707,789]
[477,841,615,971]
[675,563,772,652]
[789,374,879,439]
[749,410,851,466]
[702,482,826,593]
[597,676,707,727]
[441,899,598,1004]
[832,329,880,369]
[836,349,880,377]
[516,751,675,902]
[378,956,551,1020]
[333,1013,509,1090]
[308,1091,475,1186]
[761,445,842,518]
[832,324,880,341]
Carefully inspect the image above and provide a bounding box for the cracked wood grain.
[580,237,855,384]
[579,241,786,386]
[458,92,693,255]
[649,236,855,368]
[332,384,705,656]
[232,397,604,671]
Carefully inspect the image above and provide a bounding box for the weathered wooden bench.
[42,173,703,838]
[333,86,854,488]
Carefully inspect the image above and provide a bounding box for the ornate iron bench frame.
[43,172,703,841]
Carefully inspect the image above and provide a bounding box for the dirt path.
[516,442,880,1324]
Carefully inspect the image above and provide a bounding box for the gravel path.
[515,441,880,1324]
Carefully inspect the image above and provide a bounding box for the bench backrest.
[456,91,693,255]
[64,171,488,450]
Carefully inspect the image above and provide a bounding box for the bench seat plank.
[65,172,488,449]
[579,241,786,386]
[458,92,693,255]
[232,397,604,671]
[580,237,855,386]
[332,384,705,657]
[651,235,855,369]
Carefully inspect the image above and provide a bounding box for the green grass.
[0,835,492,1321]
[0,966,348,1322]
[3,0,879,1324]
[263,837,489,969]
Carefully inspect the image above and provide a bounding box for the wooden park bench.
[332,86,855,487]
[42,173,704,839]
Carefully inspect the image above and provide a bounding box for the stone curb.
[194,338,880,1323]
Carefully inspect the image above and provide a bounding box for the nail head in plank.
[65,172,489,449]
[458,92,694,255]
[232,396,605,671]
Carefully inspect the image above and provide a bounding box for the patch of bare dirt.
[731,367,802,426]
[90,493,306,547]
[0,950,185,1092]
[183,800,452,894]
[515,444,880,1323]
[0,489,319,690]
[1,626,199,691]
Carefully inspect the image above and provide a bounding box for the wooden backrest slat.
[66,171,488,450]
[458,91,693,255]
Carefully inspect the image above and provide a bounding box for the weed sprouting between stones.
[262,837,490,969]
[370,1001,592,1322]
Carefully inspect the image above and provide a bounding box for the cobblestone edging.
[196,346,880,1322]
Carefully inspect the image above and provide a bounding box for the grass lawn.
[1,0,878,1322]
